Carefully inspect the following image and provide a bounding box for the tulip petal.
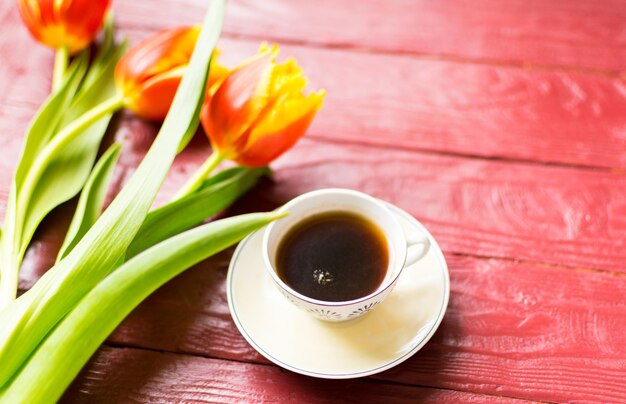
[63,0,111,52]
[205,48,276,154]
[267,58,307,101]
[115,26,230,121]
[206,62,230,95]
[125,66,186,121]
[129,59,228,121]
[132,57,228,121]
[115,27,199,96]
[235,91,325,167]
[17,0,110,53]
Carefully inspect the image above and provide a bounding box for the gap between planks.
[448,251,626,280]
[307,134,620,174]
[119,21,625,80]
[4,9,626,173]
[11,134,626,290]
[1,95,619,174]
[220,31,625,80]
[99,342,536,403]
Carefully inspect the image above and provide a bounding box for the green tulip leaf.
[0,0,226,388]
[15,36,126,275]
[1,212,283,403]
[80,14,117,92]
[126,166,269,259]
[56,143,122,262]
[0,54,87,303]
[13,56,87,190]
[0,21,127,304]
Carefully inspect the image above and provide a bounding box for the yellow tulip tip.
[259,42,280,59]
[308,89,326,110]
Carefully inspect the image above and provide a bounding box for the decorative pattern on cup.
[306,308,343,321]
[347,301,380,319]
[278,288,297,305]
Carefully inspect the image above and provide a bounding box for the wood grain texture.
[105,253,626,402]
[128,31,626,170]
[2,0,626,402]
[3,4,626,173]
[62,346,521,403]
[11,129,626,400]
[14,184,626,401]
[116,0,626,72]
[212,38,626,170]
[258,139,626,272]
[0,2,58,220]
[13,130,626,282]
[76,123,624,273]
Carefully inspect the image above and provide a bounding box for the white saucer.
[227,201,450,379]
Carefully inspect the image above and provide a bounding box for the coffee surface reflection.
[276,211,389,302]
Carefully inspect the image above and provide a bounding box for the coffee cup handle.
[404,231,430,267]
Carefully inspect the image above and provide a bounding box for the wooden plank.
[0,0,51,104]
[18,238,626,402]
[255,139,626,272]
[218,37,626,170]
[102,133,624,273]
[102,253,626,403]
[384,256,626,402]
[14,132,626,285]
[12,133,626,400]
[1,0,623,402]
[116,0,626,72]
[61,346,521,403]
[119,26,626,170]
[3,5,626,171]
[16,188,625,401]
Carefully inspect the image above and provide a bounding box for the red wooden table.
[2,0,626,402]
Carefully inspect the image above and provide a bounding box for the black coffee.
[276,211,389,302]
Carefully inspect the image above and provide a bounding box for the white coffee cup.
[262,188,430,322]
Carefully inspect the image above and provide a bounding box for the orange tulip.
[201,45,325,167]
[115,26,229,121]
[17,0,110,53]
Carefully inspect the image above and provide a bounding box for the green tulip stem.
[173,151,225,200]
[52,46,69,92]
[48,93,125,153]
